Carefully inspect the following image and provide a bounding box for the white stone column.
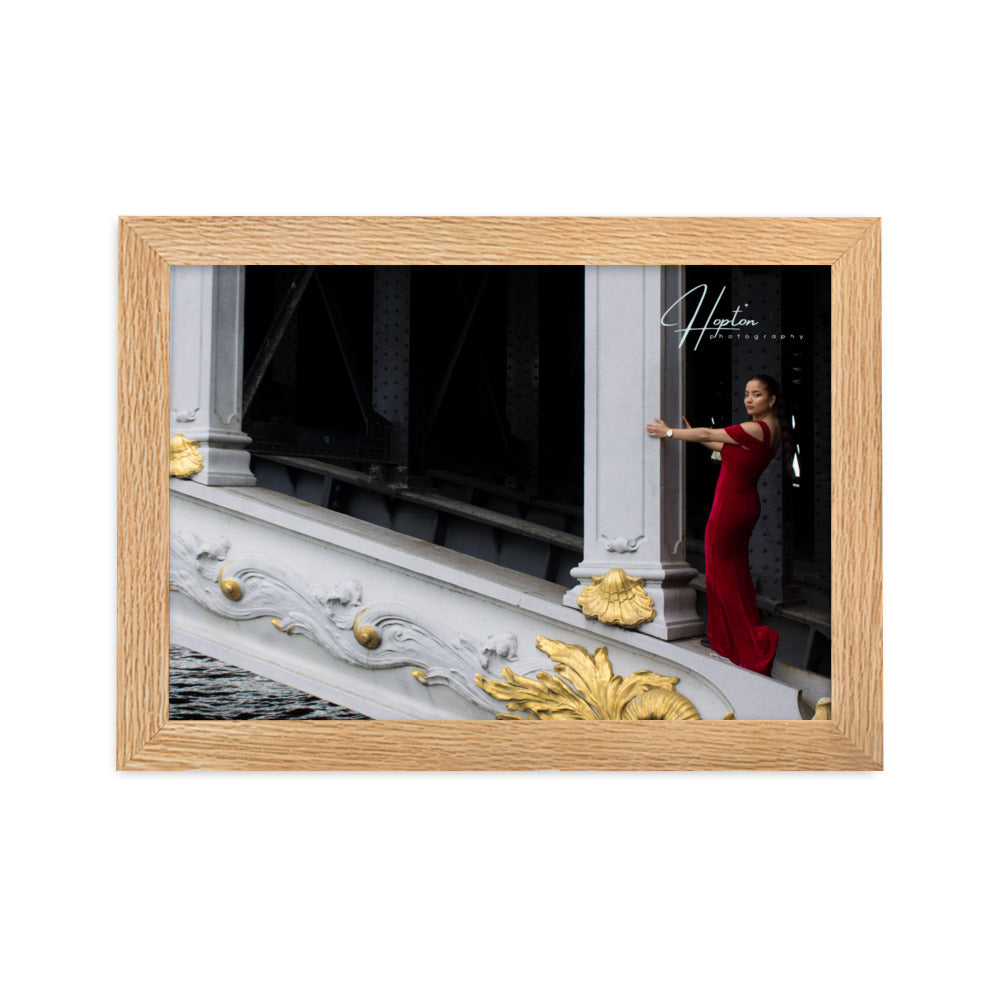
[563,265,702,640]
[170,265,256,486]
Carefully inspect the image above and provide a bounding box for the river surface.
[169,644,369,720]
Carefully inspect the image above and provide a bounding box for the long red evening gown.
[703,420,779,674]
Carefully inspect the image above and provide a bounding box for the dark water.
[169,644,369,720]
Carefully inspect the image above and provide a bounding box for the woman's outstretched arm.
[645,418,736,448]
[683,417,722,451]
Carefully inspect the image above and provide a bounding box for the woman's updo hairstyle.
[748,373,795,477]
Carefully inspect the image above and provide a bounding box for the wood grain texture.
[831,221,883,766]
[117,216,883,771]
[126,721,878,771]
[120,216,877,265]
[117,222,171,768]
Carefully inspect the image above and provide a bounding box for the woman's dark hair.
[748,373,795,477]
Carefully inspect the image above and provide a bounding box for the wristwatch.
[665,427,673,438]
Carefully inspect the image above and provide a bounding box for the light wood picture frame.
[117,216,881,770]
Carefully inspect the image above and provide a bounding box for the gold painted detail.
[353,611,381,649]
[272,618,292,633]
[812,698,832,720]
[169,434,203,478]
[577,568,656,628]
[476,635,701,721]
[217,562,242,602]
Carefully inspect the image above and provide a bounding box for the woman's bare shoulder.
[764,418,781,451]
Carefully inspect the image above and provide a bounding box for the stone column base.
[563,563,705,640]
[189,429,257,487]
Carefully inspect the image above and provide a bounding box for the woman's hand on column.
[646,418,670,438]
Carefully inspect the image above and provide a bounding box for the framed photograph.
[118,216,881,770]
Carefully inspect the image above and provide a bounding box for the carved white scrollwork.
[479,632,518,671]
[169,531,524,713]
[600,534,644,553]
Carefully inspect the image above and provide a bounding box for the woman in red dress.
[646,374,786,674]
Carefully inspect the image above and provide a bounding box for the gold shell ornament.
[169,434,203,478]
[476,635,701,721]
[577,568,656,628]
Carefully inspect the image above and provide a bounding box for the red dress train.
[703,420,779,674]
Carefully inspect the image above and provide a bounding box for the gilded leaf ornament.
[577,568,656,628]
[476,636,702,721]
[169,434,203,478]
[812,698,832,720]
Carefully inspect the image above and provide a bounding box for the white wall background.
[3,2,994,997]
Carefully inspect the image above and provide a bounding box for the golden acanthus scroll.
[476,635,705,721]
